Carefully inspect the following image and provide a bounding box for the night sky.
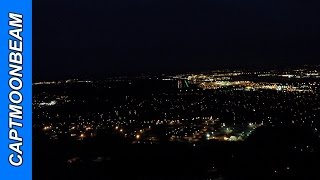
[33,0,320,80]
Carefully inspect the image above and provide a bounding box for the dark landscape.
[33,67,320,179]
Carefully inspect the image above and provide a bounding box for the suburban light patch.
[8,12,24,167]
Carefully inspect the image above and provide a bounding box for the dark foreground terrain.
[34,126,320,180]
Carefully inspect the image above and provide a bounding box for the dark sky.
[34,0,320,80]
